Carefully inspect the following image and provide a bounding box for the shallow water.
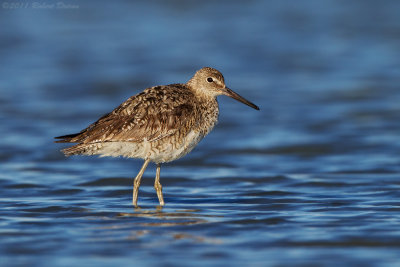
[1,1,400,266]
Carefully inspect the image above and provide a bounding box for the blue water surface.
[1,1,400,266]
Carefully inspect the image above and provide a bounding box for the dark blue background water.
[1,1,400,266]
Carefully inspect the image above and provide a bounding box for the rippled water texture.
[1,1,400,266]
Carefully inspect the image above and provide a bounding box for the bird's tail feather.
[54,133,80,143]
[61,144,92,156]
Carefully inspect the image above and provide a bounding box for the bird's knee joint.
[134,180,141,187]
[154,182,162,190]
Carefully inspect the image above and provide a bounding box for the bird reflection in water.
[118,208,216,226]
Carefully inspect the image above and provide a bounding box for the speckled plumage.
[55,67,259,207]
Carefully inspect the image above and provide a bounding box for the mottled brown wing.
[63,84,197,144]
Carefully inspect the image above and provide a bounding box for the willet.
[55,67,259,207]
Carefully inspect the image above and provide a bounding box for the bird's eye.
[207,77,213,83]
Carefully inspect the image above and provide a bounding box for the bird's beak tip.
[223,87,260,111]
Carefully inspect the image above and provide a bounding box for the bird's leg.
[132,159,150,207]
[154,163,165,206]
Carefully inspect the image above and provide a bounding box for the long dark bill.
[223,87,260,110]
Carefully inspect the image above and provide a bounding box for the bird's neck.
[197,97,219,136]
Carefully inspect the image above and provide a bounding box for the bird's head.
[187,67,259,110]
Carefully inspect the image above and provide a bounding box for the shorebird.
[55,67,259,207]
